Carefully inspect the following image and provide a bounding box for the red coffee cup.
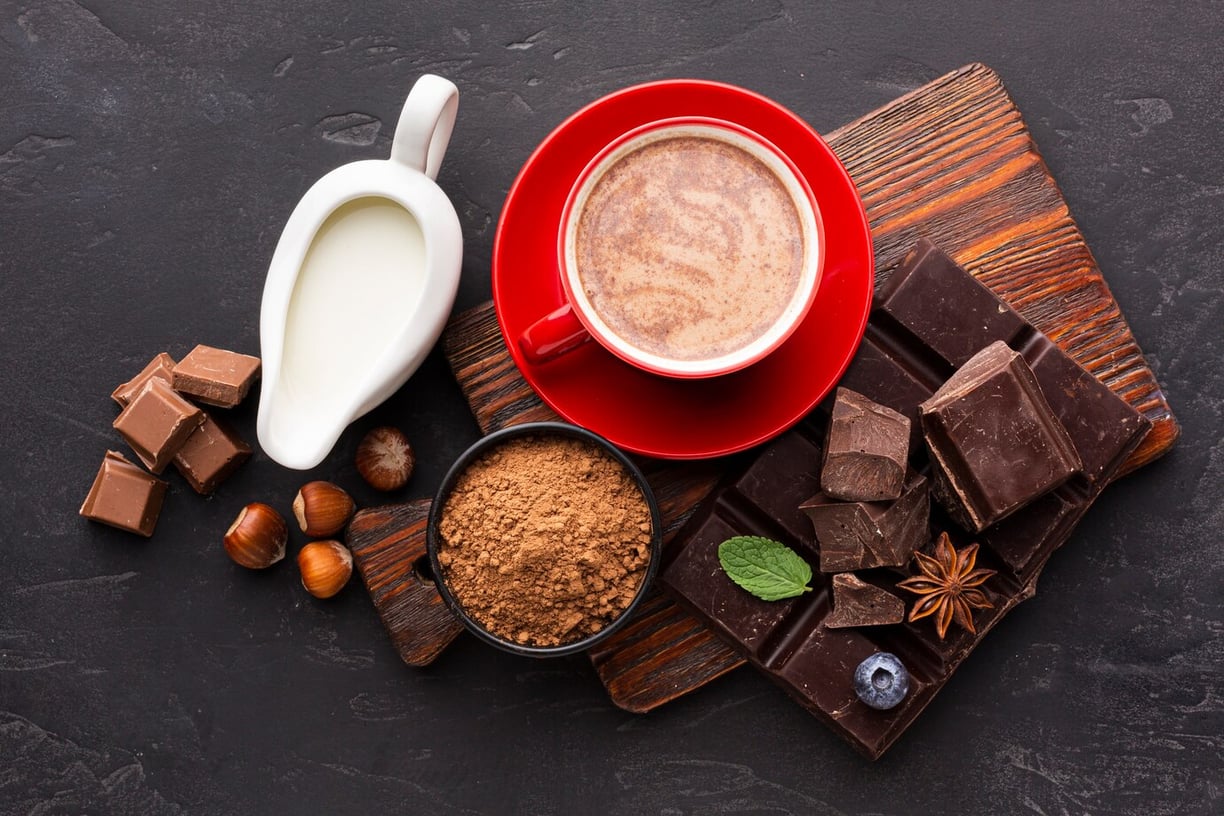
[519,116,824,378]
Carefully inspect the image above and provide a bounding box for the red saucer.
[492,79,873,460]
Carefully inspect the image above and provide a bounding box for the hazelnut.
[224,503,288,569]
[355,426,415,491]
[292,481,355,537]
[297,540,353,599]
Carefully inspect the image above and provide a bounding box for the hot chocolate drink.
[571,131,808,363]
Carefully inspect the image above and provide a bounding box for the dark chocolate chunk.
[920,340,1082,532]
[870,473,929,567]
[111,352,176,407]
[821,388,910,501]
[79,451,168,537]
[824,574,904,628]
[800,473,929,571]
[113,378,205,474]
[800,493,886,572]
[660,239,1151,760]
[173,413,252,494]
[172,344,261,408]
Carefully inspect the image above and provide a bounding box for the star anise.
[896,532,996,640]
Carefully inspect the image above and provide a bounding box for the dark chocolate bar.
[659,239,1150,758]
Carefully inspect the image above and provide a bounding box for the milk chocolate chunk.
[821,388,910,501]
[919,340,1082,532]
[173,413,252,494]
[824,574,905,628]
[172,345,261,408]
[113,379,205,474]
[111,352,176,407]
[80,451,168,537]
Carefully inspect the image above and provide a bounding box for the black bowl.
[426,422,663,658]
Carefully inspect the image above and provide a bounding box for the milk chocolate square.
[111,352,176,407]
[919,340,1082,532]
[172,345,261,408]
[113,378,205,474]
[80,451,168,537]
[173,413,252,494]
[821,388,910,501]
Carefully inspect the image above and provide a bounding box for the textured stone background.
[2,1,1221,813]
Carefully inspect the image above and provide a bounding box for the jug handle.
[390,74,459,181]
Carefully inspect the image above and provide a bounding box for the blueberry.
[853,652,910,710]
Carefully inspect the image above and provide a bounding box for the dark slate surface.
[2,2,1220,813]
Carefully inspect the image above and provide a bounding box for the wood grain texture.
[836,63,1176,471]
[347,500,464,666]
[364,63,1178,705]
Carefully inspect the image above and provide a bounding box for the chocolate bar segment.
[876,238,1028,367]
[920,341,1082,532]
[113,379,205,474]
[172,345,261,408]
[821,388,909,501]
[660,240,1150,759]
[111,352,176,407]
[80,451,168,537]
[173,413,252,494]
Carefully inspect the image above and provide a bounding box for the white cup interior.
[561,121,822,377]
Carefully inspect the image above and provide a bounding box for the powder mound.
[437,434,653,647]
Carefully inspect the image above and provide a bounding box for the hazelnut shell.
[292,481,355,537]
[355,427,415,491]
[224,503,288,569]
[297,540,353,599]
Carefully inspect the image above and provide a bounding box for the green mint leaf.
[717,536,813,601]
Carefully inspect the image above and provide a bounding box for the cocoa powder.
[436,434,653,647]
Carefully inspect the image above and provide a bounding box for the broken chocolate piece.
[821,388,910,501]
[79,451,168,537]
[800,493,886,572]
[172,344,261,408]
[868,473,929,567]
[800,473,929,571]
[111,352,176,407]
[113,378,205,474]
[824,574,905,628]
[173,413,252,494]
[919,340,1082,532]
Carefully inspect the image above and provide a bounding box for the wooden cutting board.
[349,63,1178,714]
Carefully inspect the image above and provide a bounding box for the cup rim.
[425,422,664,658]
[556,115,825,378]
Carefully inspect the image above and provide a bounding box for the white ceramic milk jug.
[258,75,463,469]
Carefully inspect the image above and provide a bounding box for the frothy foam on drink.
[574,134,804,362]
